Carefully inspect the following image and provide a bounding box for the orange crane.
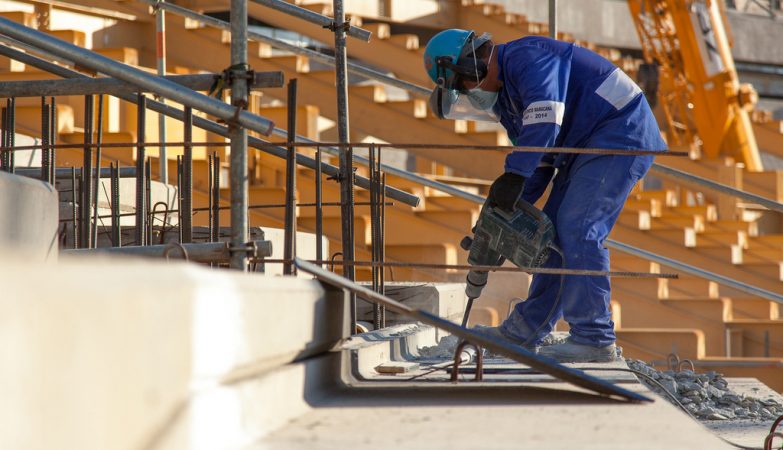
[627,0,763,171]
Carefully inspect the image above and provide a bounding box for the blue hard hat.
[423,29,492,90]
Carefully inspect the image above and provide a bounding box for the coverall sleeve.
[521,154,556,204]
[503,44,571,178]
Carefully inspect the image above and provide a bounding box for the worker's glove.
[487,172,526,212]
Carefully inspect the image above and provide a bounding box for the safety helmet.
[423,28,492,91]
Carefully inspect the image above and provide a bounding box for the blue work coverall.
[494,37,667,347]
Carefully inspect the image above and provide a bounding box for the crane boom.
[627,0,763,171]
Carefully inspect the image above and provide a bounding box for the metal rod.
[294,257,652,403]
[7,97,14,173]
[333,0,356,331]
[1,106,6,171]
[315,147,323,263]
[213,153,221,242]
[228,0,249,270]
[182,106,193,243]
[49,97,56,185]
[156,0,168,184]
[380,170,386,327]
[91,94,104,249]
[58,201,393,223]
[135,95,147,247]
[177,155,183,244]
[63,240,273,263]
[40,97,49,183]
[111,161,121,247]
[0,74,283,98]
[249,0,371,41]
[71,167,78,249]
[208,153,214,242]
[145,158,152,244]
[0,16,276,135]
[82,95,93,248]
[549,0,558,39]
[283,78,298,275]
[606,239,783,304]
[0,43,418,207]
[370,143,381,329]
[16,166,137,179]
[265,259,679,278]
[132,0,430,96]
[650,163,783,214]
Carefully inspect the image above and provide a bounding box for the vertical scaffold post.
[315,146,323,264]
[71,167,79,249]
[82,95,93,248]
[182,106,193,243]
[283,78,298,275]
[7,97,15,174]
[213,153,221,242]
[549,0,558,39]
[135,95,147,246]
[332,0,356,331]
[229,0,250,270]
[155,0,168,184]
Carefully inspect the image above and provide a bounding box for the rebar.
[0,42,418,207]
[110,161,121,247]
[283,78,298,276]
[40,97,50,183]
[145,159,152,244]
[208,153,214,242]
[177,155,183,244]
[135,95,147,246]
[451,341,483,383]
[82,95,94,248]
[6,98,15,173]
[64,240,273,263]
[71,167,78,249]
[91,94,104,249]
[182,106,193,243]
[49,97,56,185]
[1,107,6,171]
[211,153,221,243]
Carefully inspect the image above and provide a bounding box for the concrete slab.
[0,257,343,450]
[355,282,467,332]
[703,377,783,448]
[0,171,58,260]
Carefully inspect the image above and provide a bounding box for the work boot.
[472,325,539,352]
[537,337,618,363]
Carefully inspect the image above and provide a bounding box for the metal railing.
[250,0,372,42]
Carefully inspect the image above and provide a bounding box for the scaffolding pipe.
[156,0,168,184]
[133,0,431,96]
[332,0,356,327]
[229,0,250,270]
[0,73,283,98]
[16,166,137,179]
[549,0,557,39]
[650,163,783,214]
[0,16,276,136]
[250,0,371,42]
[0,42,419,207]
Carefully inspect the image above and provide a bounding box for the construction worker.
[423,29,667,362]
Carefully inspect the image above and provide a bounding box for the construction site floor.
[257,358,733,449]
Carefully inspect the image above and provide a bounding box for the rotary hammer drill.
[460,197,557,327]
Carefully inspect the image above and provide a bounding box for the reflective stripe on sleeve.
[595,68,642,110]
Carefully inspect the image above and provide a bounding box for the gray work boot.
[537,337,618,363]
[472,325,539,352]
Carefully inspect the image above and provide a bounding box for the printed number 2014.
[534,113,547,119]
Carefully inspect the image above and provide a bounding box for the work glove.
[487,172,526,212]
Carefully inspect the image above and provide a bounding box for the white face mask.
[466,44,497,111]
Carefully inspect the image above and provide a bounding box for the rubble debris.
[627,359,783,421]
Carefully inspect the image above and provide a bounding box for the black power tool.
[460,198,556,327]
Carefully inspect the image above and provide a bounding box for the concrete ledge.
[0,257,342,450]
[0,171,58,260]
[356,282,467,330]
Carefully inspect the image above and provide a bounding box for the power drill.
[459,198,556,327]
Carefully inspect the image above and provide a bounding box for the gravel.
[627,359,783,421]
